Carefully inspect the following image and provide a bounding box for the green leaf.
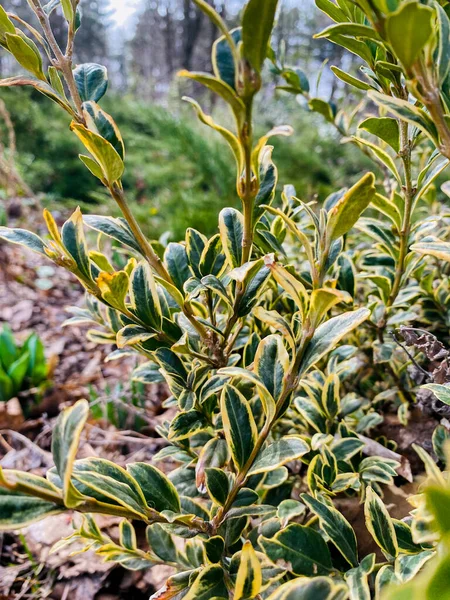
[83,101,124,159]
[221,384,258,472]
[368,91,439,145]
[265,577,347,600]
[260,523,332,576]
[331,66,371,90]
[0,489,63,530]
[73,63,108,102]
[254,334,289,402]
[61,207,91,279]
[308,288,352,329]
[97,271,129,312]
[0,6,15,39]
[301,493,358,567]
[7,351,29,396]
[83,215,141,254]
[422,384,450,405]
[146,523,179,563]
[71,458,148,517]
[71,122,124,185]
[205,468,229,505]
[299,308,370,376]
[129,261,162,329]
[164,242,192,291]
[169,410,210,441]
[352,137,400,182]
[178,70,244,118]
[316,22,380,41]
[5,33,46,81]
[359,117,400,153]
[385,2,434,72]
[212,28,241,90]
[235,541,262,600]
[364,487,398,558]
[116,325,155,348]
[242,0,279,72]
[248,436,309,476]
[345,554,375,600]
[219,207,244,268]
[437,4,450,84]
[218,366,276,421]
[127,463,181,513]
[411,240,450,262]
[51,399,90,508]
[315,0,348,23]
[184,565,228,600]
[183,97,243,170]
[327,172,376,240]
[0,227,47,255]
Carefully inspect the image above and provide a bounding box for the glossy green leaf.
[385,2,434,71]
[260,523,332,576]
[73,63,108,102]
[359,117,400,153]
[205,468,229,505]
[364,487,398,558]
[327,172,376,240]
[302,493,358,567]
[221,384,257,472]
[242,0,279,72]
[299,308,370,376]
[235,541,262,600]
[0,489,63,530]
[0,227,47,255]
[219,207,244,268]
[183,565,228,600]
[51,399,89,508]
[248,436,309,476]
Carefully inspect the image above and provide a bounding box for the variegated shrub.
[2,0,450,598]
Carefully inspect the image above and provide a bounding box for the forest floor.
[0,242,173,599]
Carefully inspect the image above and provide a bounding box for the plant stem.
[29,0,85,121]
[239,102,256,265]
[211,324,315,531]
[387,117,414,309]
[110,185,209,341]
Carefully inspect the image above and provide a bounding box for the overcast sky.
[110,0,138,24]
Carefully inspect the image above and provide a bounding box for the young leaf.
[385,2,434,72]
[326,173,376,241]
[235,541,262,600]
[61,207,91,279]
[73,63,108,102]
[71,122,124,184]
[221,384,258,472]
[242,0,279,73]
